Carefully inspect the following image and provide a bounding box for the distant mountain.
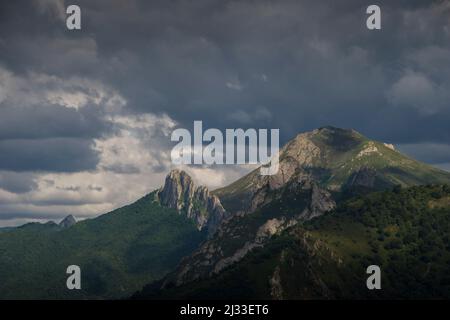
[137,126,450,295]
[134,184,450,299]
[17,221,60,232]
[0,216,76,235]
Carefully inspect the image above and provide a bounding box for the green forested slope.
[0,192,206,299]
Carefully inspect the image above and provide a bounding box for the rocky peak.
[280,130,322,168]
[59,215,77,229]
[247,127,362,186]
[296,127,363,152]
[217,126,401,214]
[157,170,228,237]
[158,170,195,211]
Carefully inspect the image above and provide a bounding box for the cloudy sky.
[0,0,449,226]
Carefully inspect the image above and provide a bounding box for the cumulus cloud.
[387,71,450,114]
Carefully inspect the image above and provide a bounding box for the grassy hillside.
[135,185,450,299]
[0,192,206,299]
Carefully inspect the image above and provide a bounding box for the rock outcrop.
[166,176,335,287]
[59,215,77,229]
[157,170,228,237]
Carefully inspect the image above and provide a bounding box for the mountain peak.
[281,126,365,164]
[309,126,365,147]
[161,170,195,208]
[59,215,77,229]
[216,126,450,214]
[158,169,228,237]
[316,125,356,132]
[316,125,354,133]
[167,169,191,180]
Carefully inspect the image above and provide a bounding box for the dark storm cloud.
[55,1,450,143]
[0,104,111,140]
[397,143,450,165]
[1,0,449,145]
[0,172,38,194]
[0,80,121,178]
[0,138,99,172]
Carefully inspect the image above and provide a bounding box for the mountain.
[59,215,77,229]
[215,126,450,213]
[17,221,61,232]
[0,168,230,299]
[134,184,450,299]
[137,126,450,294]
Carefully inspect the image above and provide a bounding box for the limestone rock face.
[158,170,196,211]
[164,175,336,287]
[59,215,77,229]
[157,170,228,237]
[281,130,322,167]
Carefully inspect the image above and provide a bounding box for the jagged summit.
[158,170,195,211]
[59,215,77,228]
[157,169,228,237]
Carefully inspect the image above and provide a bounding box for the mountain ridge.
[0,191,206,299]
[148,126,450,290]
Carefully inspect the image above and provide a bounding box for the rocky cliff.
[163,174,336,287]
[157,169,228,237]
[58,215,77,229]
